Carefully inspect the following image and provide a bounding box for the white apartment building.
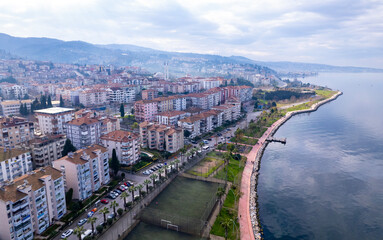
[212,103,241,123]
[0,84,28,99]
[65,117,102,149]
[108,87,136,103]
[0,148,33,183]
[0,166,66,239]
[79,89,108,107]
[29,134,66,168]
[156,111,190,126]
[178,110,223,138]
[52,145,110,200]
[34,107,74,135]
[0,99,33,117]
[101,130,140,166]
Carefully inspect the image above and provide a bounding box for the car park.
[78,218,87,226]
[61,229,73,239]
[100,199,109,204]
[117,186,125,192]
[124,182,131,187]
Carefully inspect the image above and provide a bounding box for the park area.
[138,176,223,236]
[187,151,225,177]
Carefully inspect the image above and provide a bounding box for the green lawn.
[210,207,239,240]
[315,89,337,98]
[230,136,258,145]
[214,157,245,184]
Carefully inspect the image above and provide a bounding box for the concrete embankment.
[245,91,342,239]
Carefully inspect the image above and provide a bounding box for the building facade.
[0,148,33,183]
[34,107,75,135]
[52,145,110,200]
[134,100,158,122]
[101,130,140,165]
[65,117,102,149]
[29,134,66,168]
[0,166,66,239]
[0,117,34,149]
[0,100,33,117]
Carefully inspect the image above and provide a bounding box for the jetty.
[266,137,286,144]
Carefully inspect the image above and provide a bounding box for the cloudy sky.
[0,0,382,68]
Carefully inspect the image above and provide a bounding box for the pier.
[266,137,287,144]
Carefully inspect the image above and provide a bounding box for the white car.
[61,229,73,239]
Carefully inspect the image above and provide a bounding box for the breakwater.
[246,91,343,239]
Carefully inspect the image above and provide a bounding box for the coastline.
[238,91,343,240]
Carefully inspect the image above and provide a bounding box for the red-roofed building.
[65,116,102,149]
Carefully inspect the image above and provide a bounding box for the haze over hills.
[0,33,382,76]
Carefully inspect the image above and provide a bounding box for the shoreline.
[239,91,343,240]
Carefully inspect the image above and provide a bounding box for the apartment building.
[101,130,140,165]
[100,116,120,135]
[211,103,241,122]
[34,107,75,135]
[108,87,136,103]
[0,99,33,117]
[65,117,102,149]
[225,85,253,102]
[0,166,66,239]
[79,89,108,107]
[0,117,34,148]
[0,148,33,183]
[134,100,158,122]
[178,110,223,138]
[29,134,66,168]
[139,122,184,153]
[142,89,158,100]
[52,145,110,200]
[156,111,190,126]
[0,83,28,99]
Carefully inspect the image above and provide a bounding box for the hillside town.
[0,58,265,240]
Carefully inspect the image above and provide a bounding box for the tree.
[220,218,231,240]
[24,103,28,115]
[111,200,119,216]
[87,216,97,234]
[223,152,232,186]
[110,149,120,176]
[174,159,181,171]
[150,174,158,186]
[62,139,76,156]
[47,95,53,107]
[19,104,25,116]
[96,225,103,234]
[120,103,125,117]
[216,187,225,206]
[158,169,164,181]
[60,95,64,107]
[144,179,151,193]
[129,186,135,203]
[180,147,187,163]
[184,130,191,138]
[120,191,129,210]
[137,184,144,198]
[117,208,124,216]
[65,188,73,205]
[40,95,47,109]
[74,226,85,240]
[227,144,235,155]
[100,207,109,223]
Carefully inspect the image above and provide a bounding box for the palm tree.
[74,226,85,240]
[216,187,225,206]
[87,216,97,234]
[223,152,232,186]
[170,161,175,172]
[150,174,158,186]
[111,200,119,216]
[174,159,181,171]
[180,146,187,163]
[220,218,232,240]
[186,151,192,161]
[144,179,151,193]
[129,186,135,203]
[120,191,129,210]
[100,207,109,223]
[158,169,164,181]
[137,184,144,198]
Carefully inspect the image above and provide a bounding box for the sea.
[257,72,383,240]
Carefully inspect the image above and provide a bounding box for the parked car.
[203,140,209,144]
[190,140,197,144]
[87,211,94,218]
[124,182,131,187]
[143,171,150,175]
[91,208,97,213]
[78,218,87,226]
[217,133,222,136]
[100,199,109,204]
[81,229,92,239]
[61,229,73,239]
[114,189,122,195]
[117,186,125,192]
[107,213,115,219]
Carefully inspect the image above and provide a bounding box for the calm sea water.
[258,73,383,240]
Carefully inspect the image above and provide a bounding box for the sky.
[0,0,382,68]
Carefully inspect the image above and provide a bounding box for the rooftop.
[0,148,29,162]
[100,130,138,142]
[34,107,75,115]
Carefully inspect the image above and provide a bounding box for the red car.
[100,199,109,204]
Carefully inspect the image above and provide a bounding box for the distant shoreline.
[245,90,343,239]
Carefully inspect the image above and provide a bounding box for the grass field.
[315,89,337,98]
[187,151,224,177]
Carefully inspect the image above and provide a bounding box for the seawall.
[245,91,343,239]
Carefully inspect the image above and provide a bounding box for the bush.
[84,236,92,240]
[117,208,124,216]
[96,225,103,233]
[107,218,113,225]
[125,202,132,208]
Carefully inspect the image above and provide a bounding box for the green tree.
[74,226,85,240]
[120,191,129,210]
[144,179,151,193]
[60,95,64,107]
[220,218,232,240]
[23,93,29,100]
[111,200,119,216]
[87,216,97,235]
[110,149,120,176]
[100,207,109,223]
[47,95,52,107]
[96,225,103,234]
[40,95,47,109]
[62,139,77,156]
[150,174,157,186]
[158,169,164,181]
[216,187,225,206]
[23,103,28,115]
[129,186,135,203]
[117,208,124,216]
[131,122,139,130]
[19,104,25,116]
[120,103,125,117]
[137,184,144,198]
